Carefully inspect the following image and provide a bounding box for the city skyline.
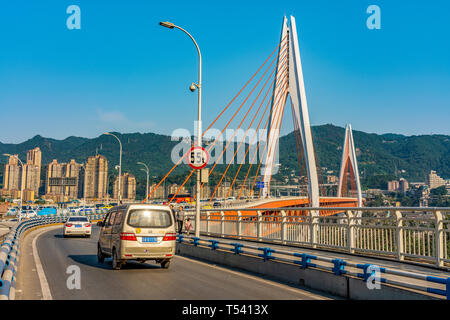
[0,148,140,202]
[0,1,449,144]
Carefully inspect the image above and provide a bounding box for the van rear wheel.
[161,260,171,269]
[97,244,105,263]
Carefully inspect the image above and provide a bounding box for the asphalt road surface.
[34,226,334,300]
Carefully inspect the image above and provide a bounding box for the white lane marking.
[32,229,53,300]
[174,255,331,300]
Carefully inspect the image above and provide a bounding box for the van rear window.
[127,209,172,228]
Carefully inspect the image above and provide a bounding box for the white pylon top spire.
[261,16,320,210]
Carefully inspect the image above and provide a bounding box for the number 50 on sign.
[187,146,209,170]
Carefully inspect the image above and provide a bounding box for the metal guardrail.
[178,234,450,300]
[0,213,106,300]
[183,206,450,268]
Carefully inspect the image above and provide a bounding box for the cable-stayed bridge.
[1,16,449,302]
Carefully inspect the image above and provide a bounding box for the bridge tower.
[337,124,362,206]
[261,16,320,209]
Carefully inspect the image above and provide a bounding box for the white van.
[97,204,176,270]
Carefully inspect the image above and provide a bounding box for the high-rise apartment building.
[44,159,82,202]
[24,147,42,195]
[23,164,40,195]
[46,159,65,196]
[1,148,42,199]
[113,173,136,201]
[399,178,409,193]
[64,160,82,199]
[427,170,446,190]
[84,155,108,200]
[148,183,165,199]
[3,155,21,191]
[387,180,400,192]
[27,147,42,168]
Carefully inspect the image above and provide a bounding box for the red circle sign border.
[187,146,209,170]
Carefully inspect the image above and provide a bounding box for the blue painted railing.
[177,235,450,300]
[0,213,105,300]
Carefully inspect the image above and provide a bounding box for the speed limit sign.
[187,146,209,170]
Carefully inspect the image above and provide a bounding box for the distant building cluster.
[146,182,252,200]
[387,178,409,193]
[1,147,137,203]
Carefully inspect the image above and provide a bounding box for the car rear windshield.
[68,217,89,222]
[127,209,172,228]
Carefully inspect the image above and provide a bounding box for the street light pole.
[3,154,24,222]
[104,132,122,203]
[159,21,202,237]
[137,162,149,203]
[79,164,86,212]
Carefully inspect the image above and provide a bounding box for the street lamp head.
[3,153,11,157]
[159,21,175,29]
[189,83,197,92]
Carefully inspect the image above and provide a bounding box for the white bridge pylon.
[261,16,320,209]
[337,124,363,207]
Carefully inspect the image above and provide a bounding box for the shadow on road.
[54,234,91,239]
[68,254,163,270]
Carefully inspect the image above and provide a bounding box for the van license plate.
[75,225,82,228]
[142,237,157,242]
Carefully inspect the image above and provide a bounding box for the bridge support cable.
[190,41,289,201]
[290,103,308,194]
[264,85,289,196]
[248,81,289,198]
[261,17,290,198]
[232,65,289,199]
[250,81,289,198]
[224,67,284,199]
[202,36,289,154]
[209,52,290,202]
[142,38,287,203]
[202,34,288,138]
[235,67,289,200]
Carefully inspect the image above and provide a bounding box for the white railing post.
[237,211,242,239]
[394,210,404,261]
[257,210,262,241]
[280,210,286,244]
[206,211,210,235]
[347,210,355,254]
[434,210,444,267]
[220,211,225,237]
[310,209,318,248]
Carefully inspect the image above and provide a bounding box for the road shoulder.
[15,225,62,300]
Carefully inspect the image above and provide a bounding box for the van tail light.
[162,233,177,241]
[120,232,137,241]
[65,223,73,227]
[85,223,91,227]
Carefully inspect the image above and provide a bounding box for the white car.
[26,210,37,218]
[20,209,37,219]
[63,216,92,238]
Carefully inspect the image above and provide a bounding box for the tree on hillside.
[430,185,447,196]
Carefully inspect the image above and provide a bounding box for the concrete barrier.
[177,242,439,300]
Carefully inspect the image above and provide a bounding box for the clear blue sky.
[0,0,449,143]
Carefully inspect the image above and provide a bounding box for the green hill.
[1,125,449,196]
